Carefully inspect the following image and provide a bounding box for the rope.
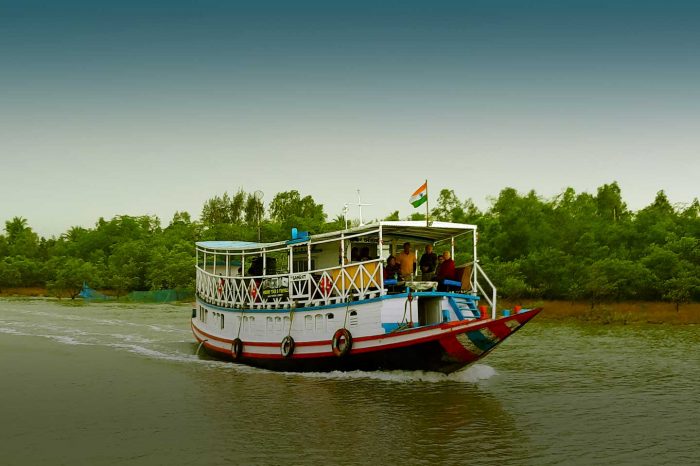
[392,292,414,333]
[287,302,296,337]
[236,308,244,339]
[343,297,351,330]
[236,286,248,339]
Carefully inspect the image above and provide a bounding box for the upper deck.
[195,221,491,312]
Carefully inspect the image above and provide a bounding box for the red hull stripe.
[191,309,541,361]
[192,323,455,359]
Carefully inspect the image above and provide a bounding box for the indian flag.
[409,182,428,208]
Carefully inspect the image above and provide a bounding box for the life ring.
[280,335,295,358]
[331,328,352,357]
[231,338,243,360]
[319,276,333,297]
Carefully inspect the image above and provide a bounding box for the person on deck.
[384,255,401,280]
[419,244,438,281]
[436,251,456,291]
[359,246,370,262]
[396,242,416,281]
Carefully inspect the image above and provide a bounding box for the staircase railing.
[473,261,497,319]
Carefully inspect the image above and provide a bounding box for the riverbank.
[502,299,700,325]
[0,287,194,303]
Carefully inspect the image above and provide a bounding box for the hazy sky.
[2,0,699,237]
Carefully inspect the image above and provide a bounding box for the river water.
[0,300,698,465]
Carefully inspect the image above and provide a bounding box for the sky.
[2,0,699,237]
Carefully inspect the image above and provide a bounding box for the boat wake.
[287,364,497,384]
[2,318,498,381]
[2,302,499,381]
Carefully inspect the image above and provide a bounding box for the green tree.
[431,189,481,223]
[48,258,103,299]
[201,190,248,225]
[485,188,553,261]
[483,261,529,300]
[662,268,700,311]
[4,216,40,258]
[384,210,400,221]
[146,244,194,290]
[269,190,326,233]
[584,258,655,306]
[0,258,21,291]
[596,182,628,222]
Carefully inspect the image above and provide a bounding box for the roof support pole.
[340,233,345,265]
[378,225,384,293]
[307,242,312,272]
[473,229,478,293]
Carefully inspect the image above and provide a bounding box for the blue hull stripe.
[196,291,479,314]
[467,330,495,352]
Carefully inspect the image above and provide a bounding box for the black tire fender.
[280,335,295,358]
[231,338,243,360]
[331,328,352,357]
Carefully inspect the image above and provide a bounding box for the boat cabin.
[195,221,494,313]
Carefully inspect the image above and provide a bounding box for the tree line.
[1,184,698,307]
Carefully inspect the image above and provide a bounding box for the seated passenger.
[384,255,401,280]
[436,251,456,291]
[359,246,370,262]
[248,257,264,276]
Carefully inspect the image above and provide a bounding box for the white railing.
[473,261,497,319]
[197,258,499,318]
[196,259,384,309]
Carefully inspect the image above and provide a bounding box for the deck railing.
[196,258,384,309]
[197,258,499,318]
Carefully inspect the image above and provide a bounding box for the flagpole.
[425,179,429,227]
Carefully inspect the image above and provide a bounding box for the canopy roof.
[196,221,476,252]
[196,240,272,251]
[378,221,476,243]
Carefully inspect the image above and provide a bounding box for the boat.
[191,221,540,373]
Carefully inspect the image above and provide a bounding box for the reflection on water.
[0,300,698,465]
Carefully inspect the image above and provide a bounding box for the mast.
[425,179,429,227]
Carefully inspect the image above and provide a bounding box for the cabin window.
[304,315,313,330]
[314,314,324,332]
[220,313,225,330]
[274,316,283,332]
[266,317,274,333]
[326,313,334,320]
[293,259,315,273]
[349,240,378,262]
[349,310,358,327]
[242,316,255,334]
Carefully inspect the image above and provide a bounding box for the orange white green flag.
[409,182,428,208]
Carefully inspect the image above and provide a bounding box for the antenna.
[342,203,350,230]
[355,189,372,226]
